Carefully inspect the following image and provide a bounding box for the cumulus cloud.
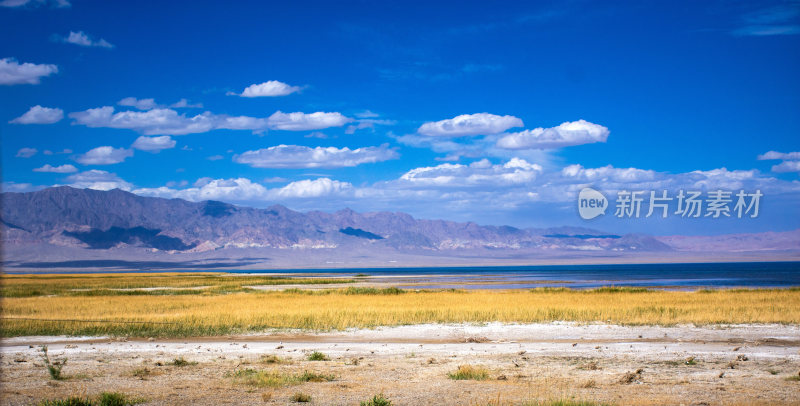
[75,146,133,165]
[131,135,176,152]
[758,150,800,160]
[135,178,269,202]
[267,111,352,131]
[234,144,398,169]
[109,159,800,222]
[16,147,38,158]
[9,105,63,124]
[231,80,301,97]
[561,164,656,183]
[33,164,77,173]
[418,113,523,137]
[275,178,353,198]
[0,58,58,85]
[69,106,265,135]
[66,170,132,191]
[496,120,609,150]
[397,158,543,188]
[59,31,114,48]
[135,177,354,202]
[69,107,351,135]
[771,161,800,173]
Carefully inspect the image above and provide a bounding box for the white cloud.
[397,158,543,188]
[9,105,63,124]
[75,146,133,165]
[118,97,157,110]
[234,144,398,169]
[305,131,328,139]
[0,58,58,85]
[758,150,800,160]
[33,164,77,173]
[0,0,69,8]
[275,178,353,198]
[771,161,800,173]
[16,147,37,158]
[496,120,609,150]
[69,107,351,135]
[118,97,202,110]
[345,118,397,134]
[418,113,523,137]
[355,110,380,118]
[232,80,301,97]
[60,31,114,48]
[69,106,264,135]
[267,111,352,131]
[1,181,45,193]
[131,135,176,152]
[135,178,269,202]
[207,155,224,161]
[136,177,353,202]
[66,170,132,191]
[561,164,656,183]
[170,98,202,108]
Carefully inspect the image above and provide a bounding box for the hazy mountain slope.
[0,187,671,253]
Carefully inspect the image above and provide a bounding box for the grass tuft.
[447,364,489,380]
[40,345,66,380]
[307,351,329,361]
[361,393,393,406]
[229,368,334,387]
[290,392,311,402]
[170,356,197,366]
[37,392,143,406]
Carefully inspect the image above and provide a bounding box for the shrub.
[307,351,329,361]
[171,357,196,366]
[40,345,66,380]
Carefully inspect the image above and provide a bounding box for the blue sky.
[1,0,799,235]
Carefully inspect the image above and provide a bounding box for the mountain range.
[1,187,798,270]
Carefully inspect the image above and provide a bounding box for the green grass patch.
[360,393,392,406]
[307,351,329,361]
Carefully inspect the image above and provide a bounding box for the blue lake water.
[234,261,800,290]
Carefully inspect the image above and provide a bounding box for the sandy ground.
[2,323,800,405]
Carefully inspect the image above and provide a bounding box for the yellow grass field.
[2,273,799,337]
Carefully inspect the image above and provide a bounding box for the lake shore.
[2,323,799,405]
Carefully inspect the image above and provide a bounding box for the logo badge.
[578,187,607,220]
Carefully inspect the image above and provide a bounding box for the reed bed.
[1,273,798,337]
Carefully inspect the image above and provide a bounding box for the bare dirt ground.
[2,323,799,405]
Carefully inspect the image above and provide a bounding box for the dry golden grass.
[0,272,353,297]
[1,273,799,337]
